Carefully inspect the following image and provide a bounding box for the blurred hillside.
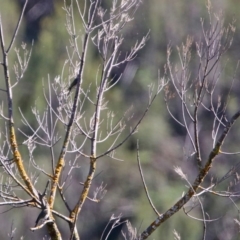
[1,0,240,239]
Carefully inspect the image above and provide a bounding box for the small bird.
[68,77,79,93]
[35,208,49,227]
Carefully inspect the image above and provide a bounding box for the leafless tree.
[0,0,164,239]
[0,0,240,240]
[138,1,240,239]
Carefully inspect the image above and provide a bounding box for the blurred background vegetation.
[1,0,240,239]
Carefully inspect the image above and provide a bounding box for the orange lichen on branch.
[70,156,96,220]
[46,220,62,240]
[48,157,65,208]
[140,112,240,239]
[140,146,222,239]
[68,156,96,240]
[10,125,37,196]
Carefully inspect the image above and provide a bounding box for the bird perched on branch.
[35,208,49,227]
[68,77,79,93]
[34,180,50,227]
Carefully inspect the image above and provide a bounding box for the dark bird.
[68,77,78,93]
[35,208,49,227]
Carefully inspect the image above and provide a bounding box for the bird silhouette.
[68,77,78,93]
[35,208,49,227]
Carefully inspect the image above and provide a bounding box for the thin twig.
[6,0,28,53]
[137,140,160,216]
